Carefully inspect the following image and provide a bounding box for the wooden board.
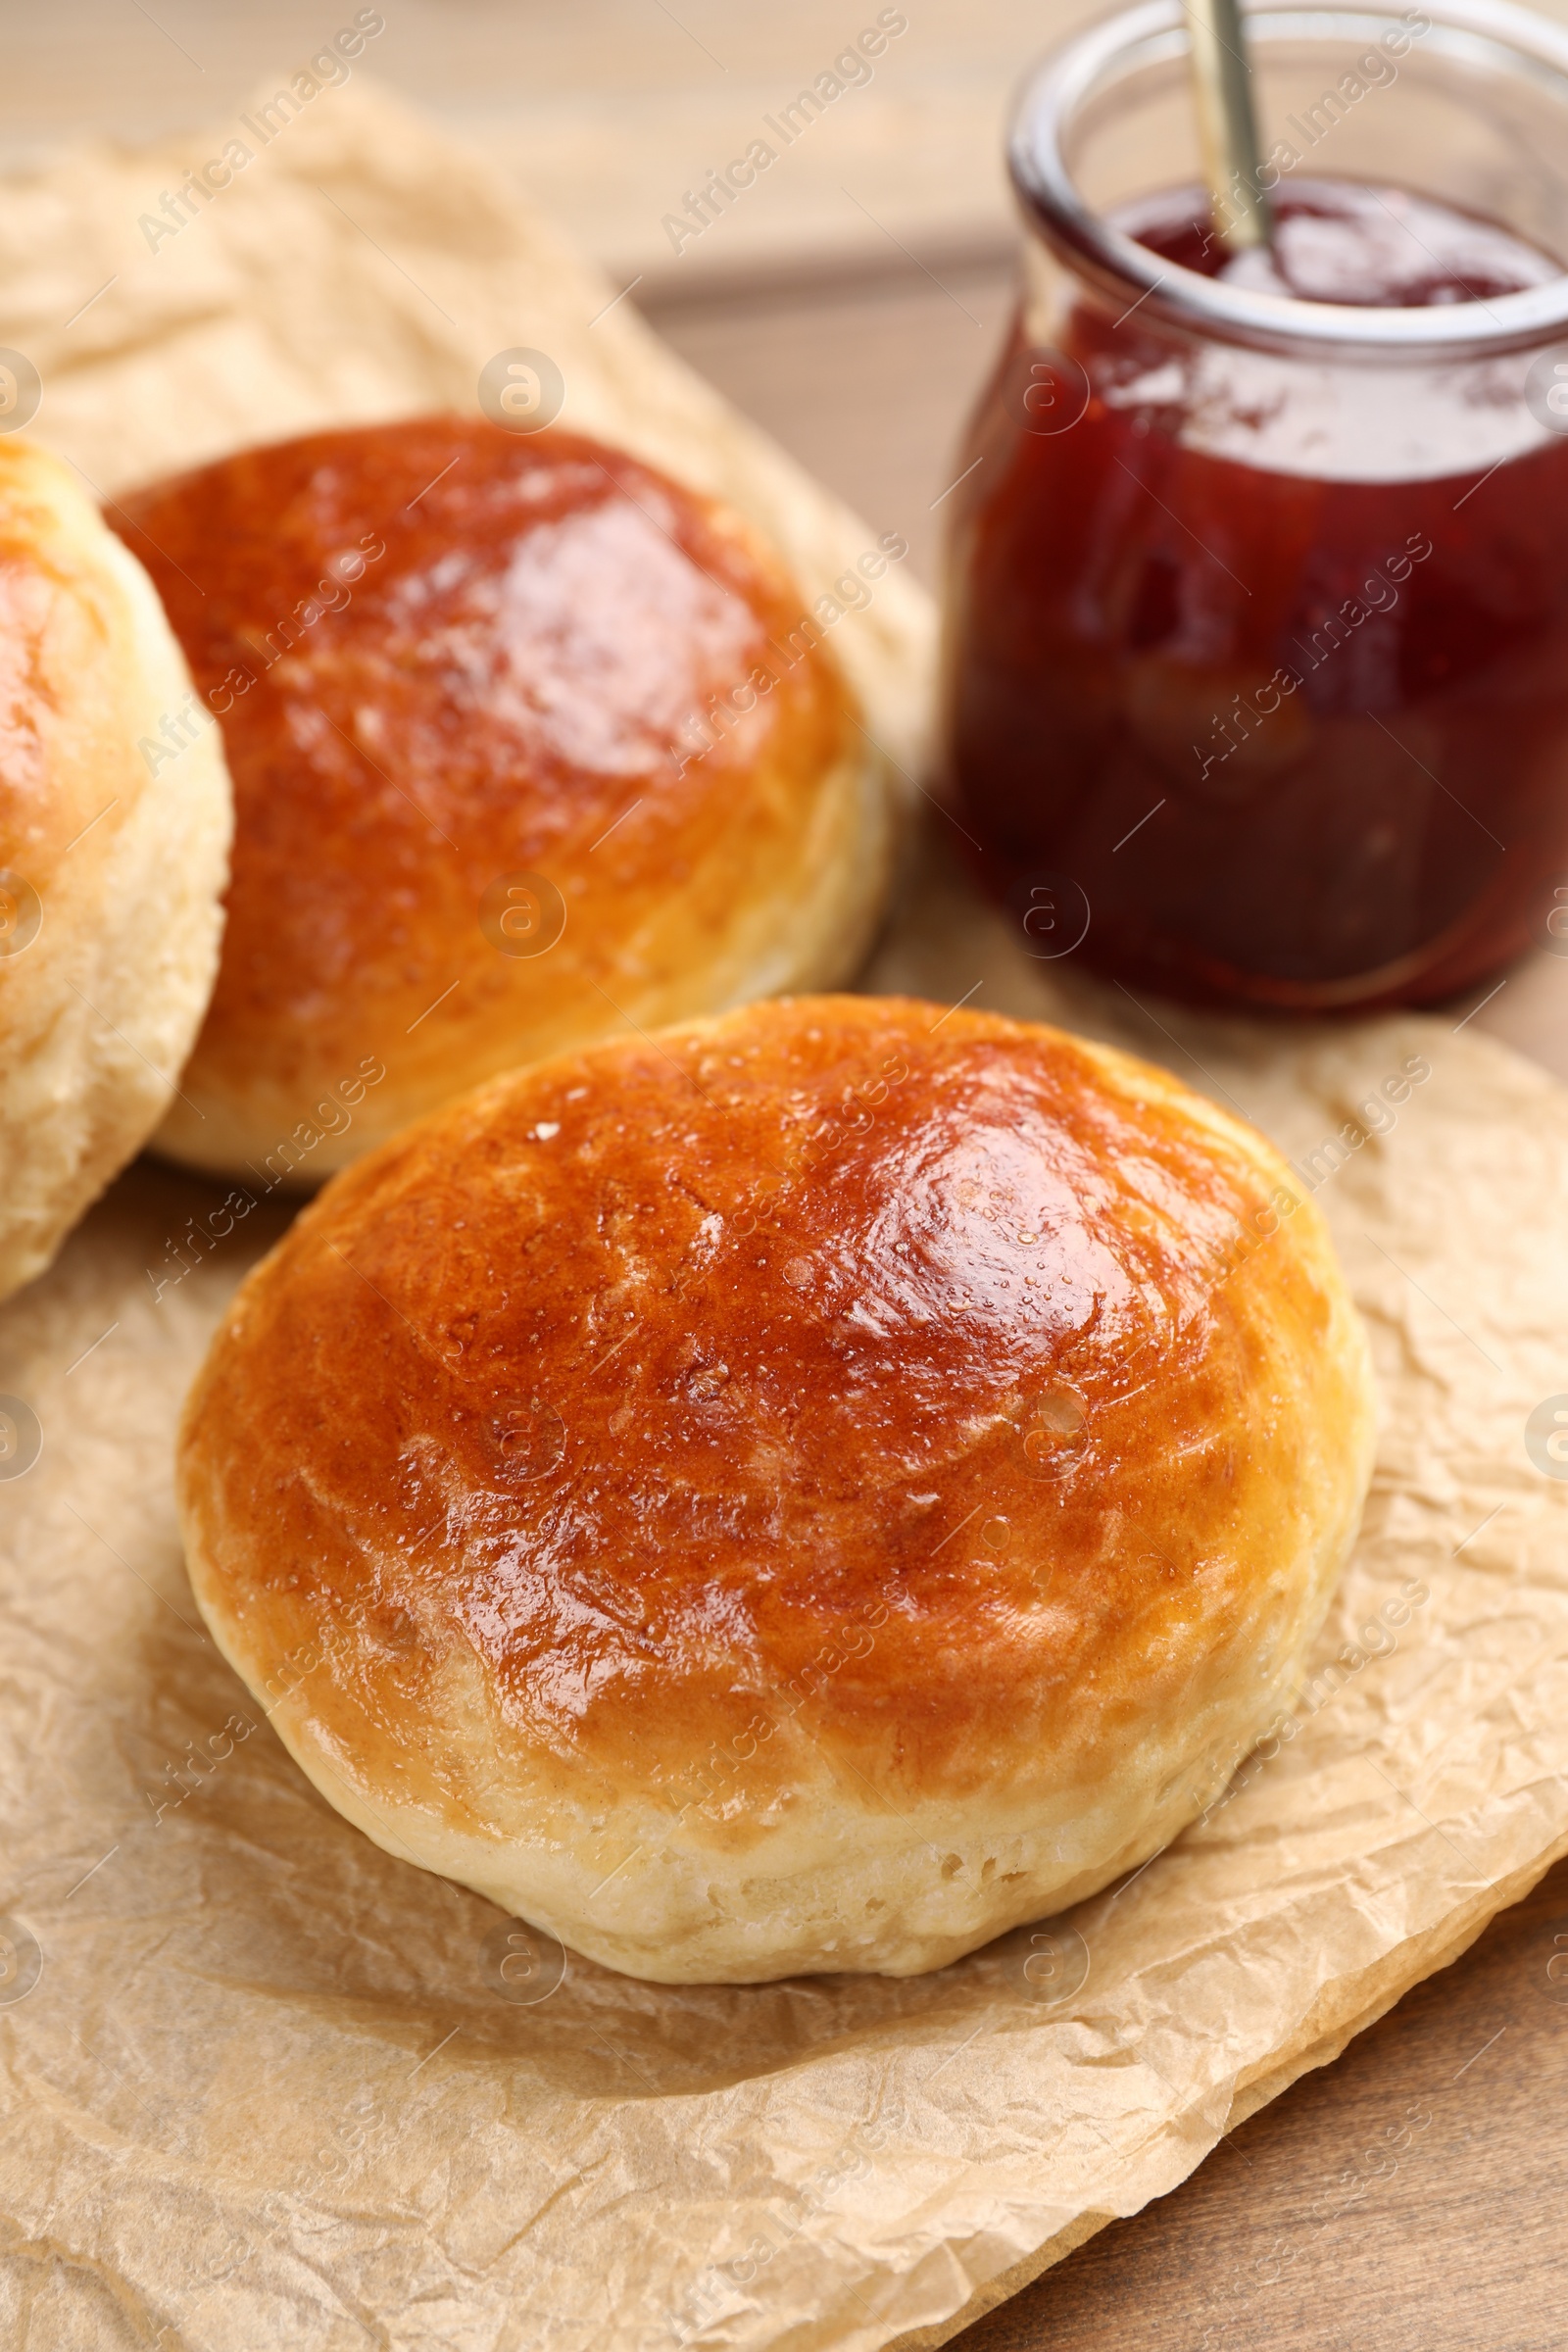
[960,1856,1568,2352]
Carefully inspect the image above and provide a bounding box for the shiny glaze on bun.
[117,419,890,1180]
[178,995,1375,1980]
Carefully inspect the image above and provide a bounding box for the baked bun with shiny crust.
[177,994,1375,1983]
[115,418,893,1185]
[0,439,230,1301]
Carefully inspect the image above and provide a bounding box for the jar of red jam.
[942,0,1568,1009]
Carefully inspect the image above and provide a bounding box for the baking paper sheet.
[4,79,1568,2352]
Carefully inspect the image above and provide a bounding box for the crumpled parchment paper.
[4,78,1568,2352]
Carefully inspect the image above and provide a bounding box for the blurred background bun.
[0,440,230,1301]
[116,417,898,1183]
[178,994,1375,1984]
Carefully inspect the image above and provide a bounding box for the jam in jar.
[943,0,1568,1008]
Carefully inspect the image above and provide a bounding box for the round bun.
[177,995,1375,1983]
[115,419,893,1185]
[0,438,230,1301]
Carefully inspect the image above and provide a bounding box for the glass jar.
[941,0,1568,1009]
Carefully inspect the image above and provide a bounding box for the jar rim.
[1009,0,1568,357]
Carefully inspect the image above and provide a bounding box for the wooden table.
[9,10,1568,2343]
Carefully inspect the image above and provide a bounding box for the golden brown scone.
[0,439,230,1301]
[177,995,1375,1984]
[114,418,895,1184]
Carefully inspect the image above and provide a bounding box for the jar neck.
[1011,0,1568,363]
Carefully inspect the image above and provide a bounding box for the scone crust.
[117,419,894,1180]
[0,438,230,1300]
[178,995,1376,1980]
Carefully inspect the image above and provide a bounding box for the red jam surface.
[943,178,1568,1008]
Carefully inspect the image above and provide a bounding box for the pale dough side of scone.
[219,1445,1365,1984]
[177,998,1376,1983]
[153,671,895,1184]
[0,443,231,1299]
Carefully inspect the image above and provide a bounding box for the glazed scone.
[115,418,897,1183]
[0,439,231,1301]
[176,995,1376,1983]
